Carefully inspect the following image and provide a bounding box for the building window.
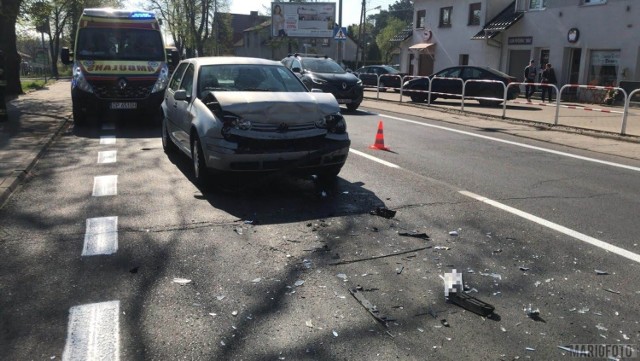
[321,38,330,47]
[583,0,607,4]
[416,10,426,29]
[588,50,619,86]
[529,0,546,10]
[439,7,452,27]
[468,3,481,25]
[459,54,469,65]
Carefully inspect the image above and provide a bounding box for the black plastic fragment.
[398,231,430,240]
[448,292,495,317]
[349,287,394,327]
[370,207,396,219]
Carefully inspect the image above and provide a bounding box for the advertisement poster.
[271,2,336,38]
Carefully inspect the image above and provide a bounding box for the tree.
[27,0,72,78]
[376,17,408,64]
[1,0,25,95]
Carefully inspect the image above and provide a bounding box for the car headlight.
[316,113,346,134]
[221,113,251,140]
[311,77,327,85]
[72,62,93,93]
[151,64,170,93]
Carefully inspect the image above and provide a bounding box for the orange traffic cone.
[369,120,390,151]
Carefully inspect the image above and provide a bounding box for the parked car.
[281,54,364,111]
[354,65,406,92]
[402,66,520,106]
[161,57,350,187]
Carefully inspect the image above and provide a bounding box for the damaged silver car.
[161,57,350,186]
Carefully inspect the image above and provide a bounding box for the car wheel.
[73,104,86,126]
[191,134,210,188]
[410,95,426,103]
[346,103,360,112]
[161,116,177,154]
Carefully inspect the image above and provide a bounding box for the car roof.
[180,56,284,67]
[436,65,512,77]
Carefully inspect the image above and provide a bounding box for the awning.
[471,1,523,40]
[409,43,435,51]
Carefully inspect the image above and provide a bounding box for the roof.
[471,1,524,40]
[390,27,412,43]
[181,56,283,67]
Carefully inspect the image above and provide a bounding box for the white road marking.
[82,216,118,256]
[350,148,400,168]
[460,190,640,264]
[100,136,116,145]
[101,123,116,131]
[379,114,640,172]
[62,300,120,361]
[97,151,117,164]
[92,175,118,197]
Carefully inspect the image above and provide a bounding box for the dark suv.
[282,54,364,111]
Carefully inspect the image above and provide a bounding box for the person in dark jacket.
[540,63,557,102]
[524,59,537,102]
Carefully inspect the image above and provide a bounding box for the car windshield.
[301,58,345,74]
[198,64,308,96]
[381,66,399,74]
[76,28,164,61]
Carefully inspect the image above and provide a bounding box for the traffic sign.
[333,26,347,41]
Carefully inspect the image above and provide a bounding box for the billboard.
[271,2,336,38]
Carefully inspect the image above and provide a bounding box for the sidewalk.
[0,80,71,207]
[1,81,639,208]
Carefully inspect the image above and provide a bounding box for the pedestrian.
[524,59,537,102]
[540,63,557,102]
[0,50,7,122]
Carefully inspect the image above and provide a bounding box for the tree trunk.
[0,0,24,96]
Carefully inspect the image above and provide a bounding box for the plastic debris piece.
[480,272,502,281]
[604,288,620,294]
[557,345,591,356]
[243,220,254,224]
[526,347,535,351]
[173,277,192,285]
[337,273,347,280]
[448,292,495,317]
[577,307,589,314]
[234,228,243,235]
[332,330,338,337]
[305,320,314,328]
[209,313,217,317]
[370,206,396,219]
[216,295,226,301]
[398,231,430,240]
[396,266,404,275]
[441,319,450,327]
[231,311,238,316]
[595,269,609,275]
[519,267,530,271]
[596,324,608,331]
[534,281,542,287]
[221,341,226,346]
[252,278,262,283]
[303,259,313,269]
[524,304,545,322]
[448,231,459,236]
[349,287,393,327]
[434,246,450,251]
[294,280,305,287]
[417,328,424,333]
[500,326,507,332]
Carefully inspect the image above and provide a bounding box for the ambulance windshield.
[76,28,164,61]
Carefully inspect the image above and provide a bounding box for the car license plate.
[110,102,137,110]
[337,99,352,104]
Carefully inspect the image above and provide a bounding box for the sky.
[229,0,399,28]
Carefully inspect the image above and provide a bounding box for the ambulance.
[61,8,179,124]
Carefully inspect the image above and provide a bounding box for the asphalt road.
[1,96,639,360]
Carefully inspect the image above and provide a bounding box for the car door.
[165,62,189,139]
[173,63,195,152]
[433,67,462,97]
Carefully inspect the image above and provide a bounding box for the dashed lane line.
[92,175,118,197]
[97,151,117,164]
[82,216,118,256]
[62,300,120,361]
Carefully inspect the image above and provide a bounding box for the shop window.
[321,38,330,47]
[416,10,426,29]
[439,7,452,27]
[588,50,619,86]
[529,0,546,10]
[468,3,481,26]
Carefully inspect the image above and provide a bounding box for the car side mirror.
[291,67,301,73]
[174,89,189,101]
[61,47,72,65]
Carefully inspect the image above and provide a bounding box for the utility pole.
[355,0,365,69]
[337,0,342,64]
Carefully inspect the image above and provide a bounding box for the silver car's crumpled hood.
[212,92,340,123]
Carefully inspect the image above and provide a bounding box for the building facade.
[405,0,639,91]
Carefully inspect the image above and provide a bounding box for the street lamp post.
[362,5,380,67]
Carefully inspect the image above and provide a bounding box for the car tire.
[346,103,360,112]
[191,134,211,188]
[410,95,426,103]
[161,116,177,154]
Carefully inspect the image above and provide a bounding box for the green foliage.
[376,17,408,64]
